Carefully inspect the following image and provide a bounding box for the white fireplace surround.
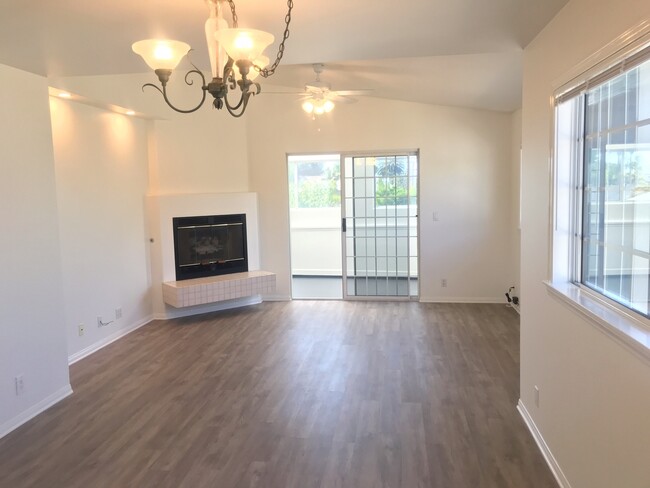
[147,192,262,319]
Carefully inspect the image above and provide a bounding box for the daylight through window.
[555,46,650,318]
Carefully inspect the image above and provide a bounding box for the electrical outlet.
[78,323,85,336]
[534,385,540,408]
[115,307,122,320]
[441,278,447,288]
[15,375,24,396]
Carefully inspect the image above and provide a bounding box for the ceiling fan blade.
[333,89,373,96]
[329,94,358,104]
[260,90,305,95]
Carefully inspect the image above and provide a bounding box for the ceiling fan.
[300,63,372,116]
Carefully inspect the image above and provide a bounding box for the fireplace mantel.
[162,271,275,308]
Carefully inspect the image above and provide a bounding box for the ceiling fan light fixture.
[302,98,334,116]
[131,39,190,71]
[302,100,315,113]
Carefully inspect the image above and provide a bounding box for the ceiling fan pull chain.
[257,0,293,78]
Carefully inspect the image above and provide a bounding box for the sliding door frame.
[340,149,420,302]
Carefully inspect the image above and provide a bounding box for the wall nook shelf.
[162,271,275,308]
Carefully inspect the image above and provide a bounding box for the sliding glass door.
[288,154,343,299]
[342,152,419,299]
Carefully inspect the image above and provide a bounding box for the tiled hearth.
[162,271,276,308]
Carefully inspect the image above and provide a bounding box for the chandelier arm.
[224,82,260,117]
[141,69,209,114]
[225,90,246,112]
[224,66,237,91]
[225,98,247,118]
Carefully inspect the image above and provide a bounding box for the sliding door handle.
[342,218,347,233]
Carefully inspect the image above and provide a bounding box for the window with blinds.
[555,45,650,319]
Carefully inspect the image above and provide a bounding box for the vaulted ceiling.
[0,0,568,112]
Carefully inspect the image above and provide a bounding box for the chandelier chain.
[227,0,293,78]
[227,0,239,28]
[137,1,294,117]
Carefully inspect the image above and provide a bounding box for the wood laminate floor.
[0,301,557,488]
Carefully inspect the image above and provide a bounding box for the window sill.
[543,281,650,361]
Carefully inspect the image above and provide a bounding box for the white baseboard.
[419,296,505,304]
[291,270,342,276]
[68,315,154,365]
[0,384,73,439]
[517,399,571,488]
[262,294,292,302]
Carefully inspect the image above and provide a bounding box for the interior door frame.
[340,149,421,301]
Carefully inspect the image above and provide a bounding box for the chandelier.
[132,0,293,117]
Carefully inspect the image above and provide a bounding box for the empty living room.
[0,1,649,487]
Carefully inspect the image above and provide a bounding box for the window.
[554,44,650,320]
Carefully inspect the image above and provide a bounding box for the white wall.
[0,64,71,436]
[49,97,153,362]
[50,73,518,304]
[246,95,516,302]
[47,72,250,196]
[521,2,650,487]
[511,109,522,300]
[151,111,249,195]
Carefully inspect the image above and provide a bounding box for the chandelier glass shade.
[131,0,293,117]
[132,40,191,71]
[214,29,275,63]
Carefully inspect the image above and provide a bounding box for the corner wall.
[49,97,153,362]
[521,1,650,486]
[511,109,522,301]
[0,64,71,435]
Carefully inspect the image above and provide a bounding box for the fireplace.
[173,213,248,281]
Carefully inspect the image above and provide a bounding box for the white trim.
[517,399,571,488]
[291,269,343,276]
[553,19,650,95]
[544,281,650,362]
[262,294,292,302]
[68,315,154,365]
[0,384,73,439]
[419,296,505,304]
[507,302,521,315]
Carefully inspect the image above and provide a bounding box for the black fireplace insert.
[173,214,248,281]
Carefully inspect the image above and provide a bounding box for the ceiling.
[0,0,568,112]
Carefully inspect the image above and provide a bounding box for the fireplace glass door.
[173,214,248,280]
